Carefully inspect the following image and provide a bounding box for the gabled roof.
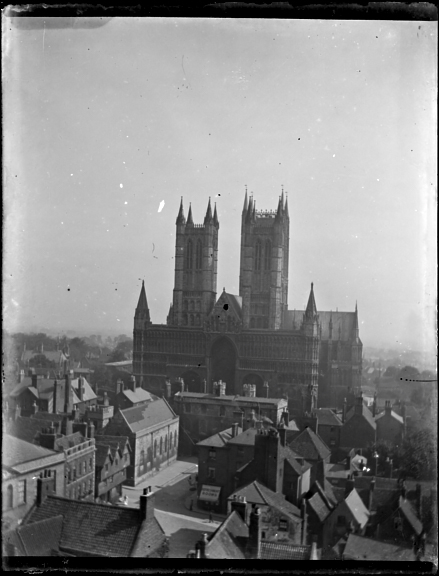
[345,404,376,430]
[176,391,285,406]
[9,376,96,406]
[227,427,257,446]
[313,408,343,427]
[399,497,423,536]
[261,542,312,560]
[14,515,64,556]
[3,434,58,469]
[95,443,112,468]
[205,510,248,559]
[307,492,332,522]
[344,488,370,528]
[288,427,331,461]
[197,426,243,448]
[281,445,312,476]
[283,310,357,341]
[120,387,153,405]
[209,291,242,321]
[342,534,415,561]
[375,410,404,424]
[6,416,47,445]
[119,398,177,434]
[24,495,164,557]
[229,480,301,521]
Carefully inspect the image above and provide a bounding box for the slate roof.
[261,542,312,560]
[345,404,376,430]
[288,427,331,461]
[6,416,47,445]
[95,444,112,468]
[307,492,332,522]
[120,387,153,405]
[15,515,64,555]
[224,293,243,319]
[399,497,423,536]
[3,434,58,468]
[197,426,243,448]
[283,310,356,341]
[205,510,247,559]
[344,488,370,528]
[176,391,286,405]
[227,427,257,446]
[342,534,415,561]
[229,480,301,520]
[375,410,404,424]
[24,495,164,557]
[120,398,177,433]
[313,408,343,427]
[282,445,312,476]
[55,432,86,451]
[9,376,96,406]
[94,435,131,457]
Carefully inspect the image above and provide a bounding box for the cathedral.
[133,192,362,415]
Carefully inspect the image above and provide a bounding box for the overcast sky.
[3,17,437,354]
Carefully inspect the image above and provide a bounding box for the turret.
[186,203,194,227]
[213,202,219,229]
[176,196,186,226]
[204,197,213,225]
[302,283,319,337]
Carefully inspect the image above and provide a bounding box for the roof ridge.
[253,480,269,504]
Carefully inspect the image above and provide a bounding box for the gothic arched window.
[183,313,188,326]
[264,240,271,270]
[196,240,202,270]
[169,431,173,449]
[160,437,163,455]
[255,240,262,271]
[7,485,13,509]
[164,435,168,453]
[186,240,193,270]
[174,433,178,448]
[154,439,158,458]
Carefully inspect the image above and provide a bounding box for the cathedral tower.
[239,189,289,330]
[169,197,219,327]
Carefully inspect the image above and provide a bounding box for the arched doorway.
[211,337,236,394]
[242,373,264,397]
[181,370,202,392]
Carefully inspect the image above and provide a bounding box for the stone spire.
[204,197,213,224]
[352,301,360,342]
[213,202,219,228]
[284,192,289,218]
[186,203,194,226]
[243,188,248,214]
[246,195,254,223]
[304,282,317,321]
[136,280,151,323]
[176,197,185,225]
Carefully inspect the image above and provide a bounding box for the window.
[89,458,93,471]
[174,434,178,448]
[196,240,202,270]
[67,469,72,483]
[394,517,403,532]
[6,485,13,509]
[209,449,216,460]
[264,240,271,270]
[88,479,92,493]
[154,439,158,457]
[262,531,266,539]
[186,240,193,270]
[17,480,26,505]
[279,518,288,532]
[73,467,77,480]
[330,426,335,433]
[164,435,168,452]
[140,450,145,466]
[255,240,262,271]
[82,462,86,475]
[169,432,173,448]
[208,468,216,480]
[160,437,163,455]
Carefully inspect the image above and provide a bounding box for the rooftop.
[344,488,370,528]
[175,392,286,405]
[342,534,415,561]
[120,398,177,433]
[197,426,243,448]
[288,427,331,461]
[375,410,404,424]
[313,408,343,427]
[230,480,301,520]
[3,434,59,469]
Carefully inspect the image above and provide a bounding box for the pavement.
[119,457,226,557]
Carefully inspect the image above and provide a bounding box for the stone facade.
[133,194,362,414]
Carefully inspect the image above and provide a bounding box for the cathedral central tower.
[239,190,289,330]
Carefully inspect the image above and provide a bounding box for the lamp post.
[373,451,379,477]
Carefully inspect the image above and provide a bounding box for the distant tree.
[383,365,398,378]
[396,428,437,481]
[107,348,127,363]
[68,337,89,361]
[29,354,56,369]
[398,366,420,382]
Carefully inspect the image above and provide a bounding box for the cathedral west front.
[133,191,362,416]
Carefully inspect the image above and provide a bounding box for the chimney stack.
[310,535,319,560]
[231,422,239,438]
[342,398,347,423]
[78,376,84,401]
[354,394,363,415]
[130,375,136,392]
[246,505,261,559]
[384,400,391,416]
[139,486,155,523]
[31,374,38,389]
[277,422,287,447]
[36,470,56,506]
[195,533,209,559]
[281,408,289,427]
[103,391,109,406]
[116,378,124,395]
[180,378,185,394]
[230,495,247,522]
[164,378,171,399]
[88,422,95,439]
[64,372,73,414]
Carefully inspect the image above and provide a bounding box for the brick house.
[227,482,303,545]
[4,479,167,557]
[102,398,179,486]
[2,434,65,532]
[114,376,156,411]
[375,401,405,444]
[173,388,288,454]
[93,435,131,503]
[340,395,376,450]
